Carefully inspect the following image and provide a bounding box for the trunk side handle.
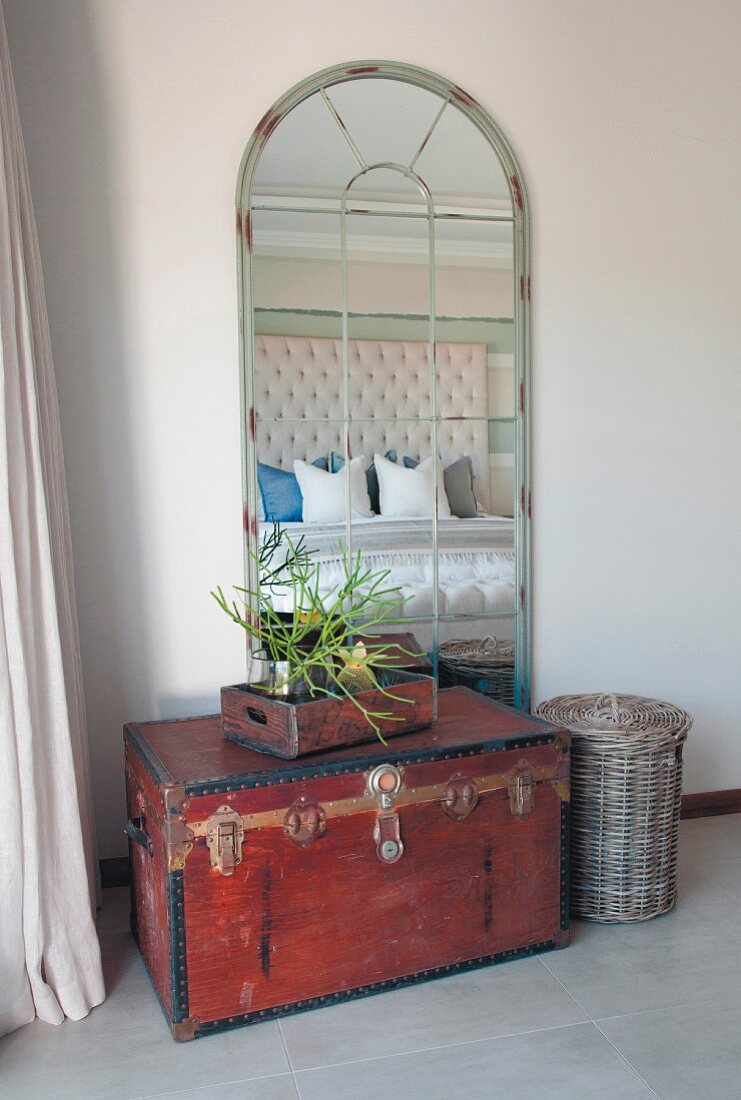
[125,816,154,856]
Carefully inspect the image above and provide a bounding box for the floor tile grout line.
[591,1019,663,1100]
[536,953,592,1019]
[277,1017,303,1100]
[538,955,662,1099]
[277,1017,294,1070]
[291,1070,306,1100]
[130,1069,298,1100]
[593,994,739,1025]
[288,1019,590,1076]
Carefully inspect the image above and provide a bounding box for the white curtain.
[0,2,104,1036]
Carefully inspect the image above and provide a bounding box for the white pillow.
[374,453,451,518]
[294,456,373,523]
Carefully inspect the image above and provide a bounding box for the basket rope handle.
[592,693,629,726]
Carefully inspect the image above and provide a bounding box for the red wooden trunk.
[124,687,570,1041]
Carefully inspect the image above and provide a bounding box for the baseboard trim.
[100,789,741,888]
[100,856,131,889]
[681,789,741,819]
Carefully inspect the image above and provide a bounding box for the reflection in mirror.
[239,66,529,706]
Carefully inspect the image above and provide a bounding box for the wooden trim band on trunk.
[681,789,741,819]
[186,762,570,839]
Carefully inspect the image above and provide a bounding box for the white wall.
[5,0,741,857]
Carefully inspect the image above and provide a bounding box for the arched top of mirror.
[236,62,531,709]
[237,61,528,213]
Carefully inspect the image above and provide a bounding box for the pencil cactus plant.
[212,525,416,738]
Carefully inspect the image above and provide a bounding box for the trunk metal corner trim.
[560,799,571,931]
[125,724,173,787]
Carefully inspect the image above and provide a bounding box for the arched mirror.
[236,61,531,708]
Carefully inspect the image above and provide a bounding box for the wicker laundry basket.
[535,693,692,922]
[438,637,515,707]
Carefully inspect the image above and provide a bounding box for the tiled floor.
[2,815,740,1099]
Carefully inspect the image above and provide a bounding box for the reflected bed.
[253,334,515,644]
[260,515,515,625]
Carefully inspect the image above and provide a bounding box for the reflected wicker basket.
[438,637,515,707]
[535,693,692,923]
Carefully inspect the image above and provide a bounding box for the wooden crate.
[222,664,435,761]
[221,668,435,759]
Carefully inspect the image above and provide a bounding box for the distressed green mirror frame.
[235,60,532,709]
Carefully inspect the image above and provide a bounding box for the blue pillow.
[258,457,327,522]
[330,450,397,514]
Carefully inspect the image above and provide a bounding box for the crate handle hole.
[245,706,267,725]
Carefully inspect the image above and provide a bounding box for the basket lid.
[439,636,514,664]
[535,693,692,751]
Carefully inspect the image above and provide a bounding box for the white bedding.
[260,515,516,620]
[263,514,513,552]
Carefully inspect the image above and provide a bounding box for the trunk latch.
[205,805,244,876]
[509,772,535,818]
[366,764,403,809]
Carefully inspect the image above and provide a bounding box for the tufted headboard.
[254,334,491,511]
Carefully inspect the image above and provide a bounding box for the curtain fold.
[0,1,104,1036]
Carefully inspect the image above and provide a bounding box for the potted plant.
[212,525,423,739]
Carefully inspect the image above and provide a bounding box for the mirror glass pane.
[346,205,432,420]
[252,90,358,196]
[326,78,446,170]
[243,69,524,704]
[434,214,515,532]
[414,102,511,208]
